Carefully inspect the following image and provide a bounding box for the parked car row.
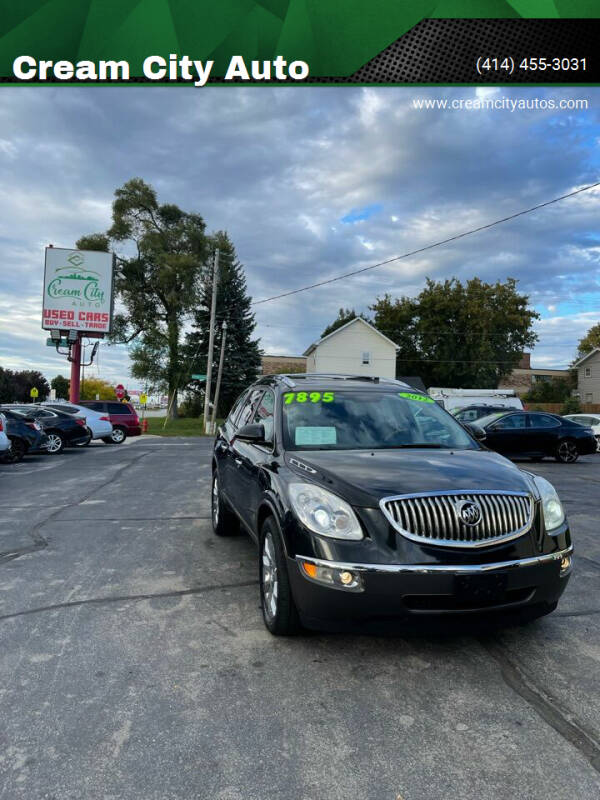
[0,400,142,464]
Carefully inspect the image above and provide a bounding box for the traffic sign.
[115,383,125,399]
[140,393,148,405]
[191,374,206,381]
[30,387,39,398]
[46,337,68,347]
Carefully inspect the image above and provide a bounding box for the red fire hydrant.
[142,419,148,433]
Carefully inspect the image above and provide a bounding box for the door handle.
[235,458,242,467]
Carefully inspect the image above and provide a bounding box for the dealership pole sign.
[42,247,115,336]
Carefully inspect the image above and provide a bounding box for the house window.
[585,367,592,378]
[361,351,371,365]
[586,393,593,403]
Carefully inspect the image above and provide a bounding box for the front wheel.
[555,439,579,464]
[46,432,65,455]
[260,517,300,636]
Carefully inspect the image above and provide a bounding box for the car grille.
[380,491,534,548]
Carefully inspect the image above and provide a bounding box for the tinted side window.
[227,392,247,429]
[108,403,130,415]
[457,409,478,422]
[252,390,275,442]
[236,389,263,429]
[493,414,527,430]
[83,402,104,412]
[529,414,560,428]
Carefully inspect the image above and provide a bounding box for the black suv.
[212,374,573,635]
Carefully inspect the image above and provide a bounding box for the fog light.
[299,560,363,592]
[560,555,572,573]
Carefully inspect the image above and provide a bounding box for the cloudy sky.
[0,85,598,389]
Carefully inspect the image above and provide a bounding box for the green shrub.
[560,397,581,415]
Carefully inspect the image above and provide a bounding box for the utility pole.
[69,336,82,403]
[210,321,227,431]
[203,249,219,433]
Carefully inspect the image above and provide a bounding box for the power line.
[252,181,600,306]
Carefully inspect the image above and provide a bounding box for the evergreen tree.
[321,308,370,338]
[185,232,261,416]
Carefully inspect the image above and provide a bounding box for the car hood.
[285,448,534,507]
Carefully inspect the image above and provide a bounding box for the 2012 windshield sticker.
[283,392,334,404]
[398,392,434,403]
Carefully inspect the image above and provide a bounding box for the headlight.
[288,483,363,540]
[533,475,565,532]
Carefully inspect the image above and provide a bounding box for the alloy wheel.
[261,531,279,621]
[46,434,63,454]
[212,476,219,527]
[558,440,578,463]
[111,428,125,443]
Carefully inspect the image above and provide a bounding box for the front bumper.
[289,546,572,630]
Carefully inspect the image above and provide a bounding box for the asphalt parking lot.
[1,438,599,800]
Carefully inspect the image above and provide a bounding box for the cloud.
[0,86,599,386]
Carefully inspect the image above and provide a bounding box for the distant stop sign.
[115,384,125,399]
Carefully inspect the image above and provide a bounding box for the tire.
[555,439,579,464]
[76,430,92,447]
[103,427,126,445]
[211,472,239,536]
[259,516,300,636]
[46,432,65,455]
[3,437,26,463]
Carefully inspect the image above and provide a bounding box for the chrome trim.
[379,489,534,549]
[296,546,573,576]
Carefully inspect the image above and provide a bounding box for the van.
[427,388,524,415]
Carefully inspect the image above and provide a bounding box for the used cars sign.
[42,247,114,335]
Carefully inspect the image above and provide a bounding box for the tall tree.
[50,374,70,399]
[372,278,538,388]
[79,378,117,401]
[184,232,261,417]
[78,178,210,418]
[321,308,370,338]
[0,368,50,402]
[576,322,600,358]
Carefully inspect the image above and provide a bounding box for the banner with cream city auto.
[42,247,114,335]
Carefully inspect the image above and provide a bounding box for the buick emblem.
[455,499,482,527]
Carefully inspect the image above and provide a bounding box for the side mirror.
[463,422,486,442]
[234,423,266,444]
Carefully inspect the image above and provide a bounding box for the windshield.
[281,389,475,451]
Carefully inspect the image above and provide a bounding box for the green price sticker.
[398,391,434,404]
[283,391,334,405]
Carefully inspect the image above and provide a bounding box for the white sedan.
[41,402,113,443]
[0,412,9,455]
[563,413,600,452]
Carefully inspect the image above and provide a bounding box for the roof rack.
[273,373,413,389]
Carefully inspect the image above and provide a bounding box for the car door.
[485,413,528,455]
[229,389,274,533]
[214,390,249,505]
[527,413,562,455]
[218,388,262,516]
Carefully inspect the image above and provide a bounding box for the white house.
[303,318,399,378]
[573,348,600,404]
